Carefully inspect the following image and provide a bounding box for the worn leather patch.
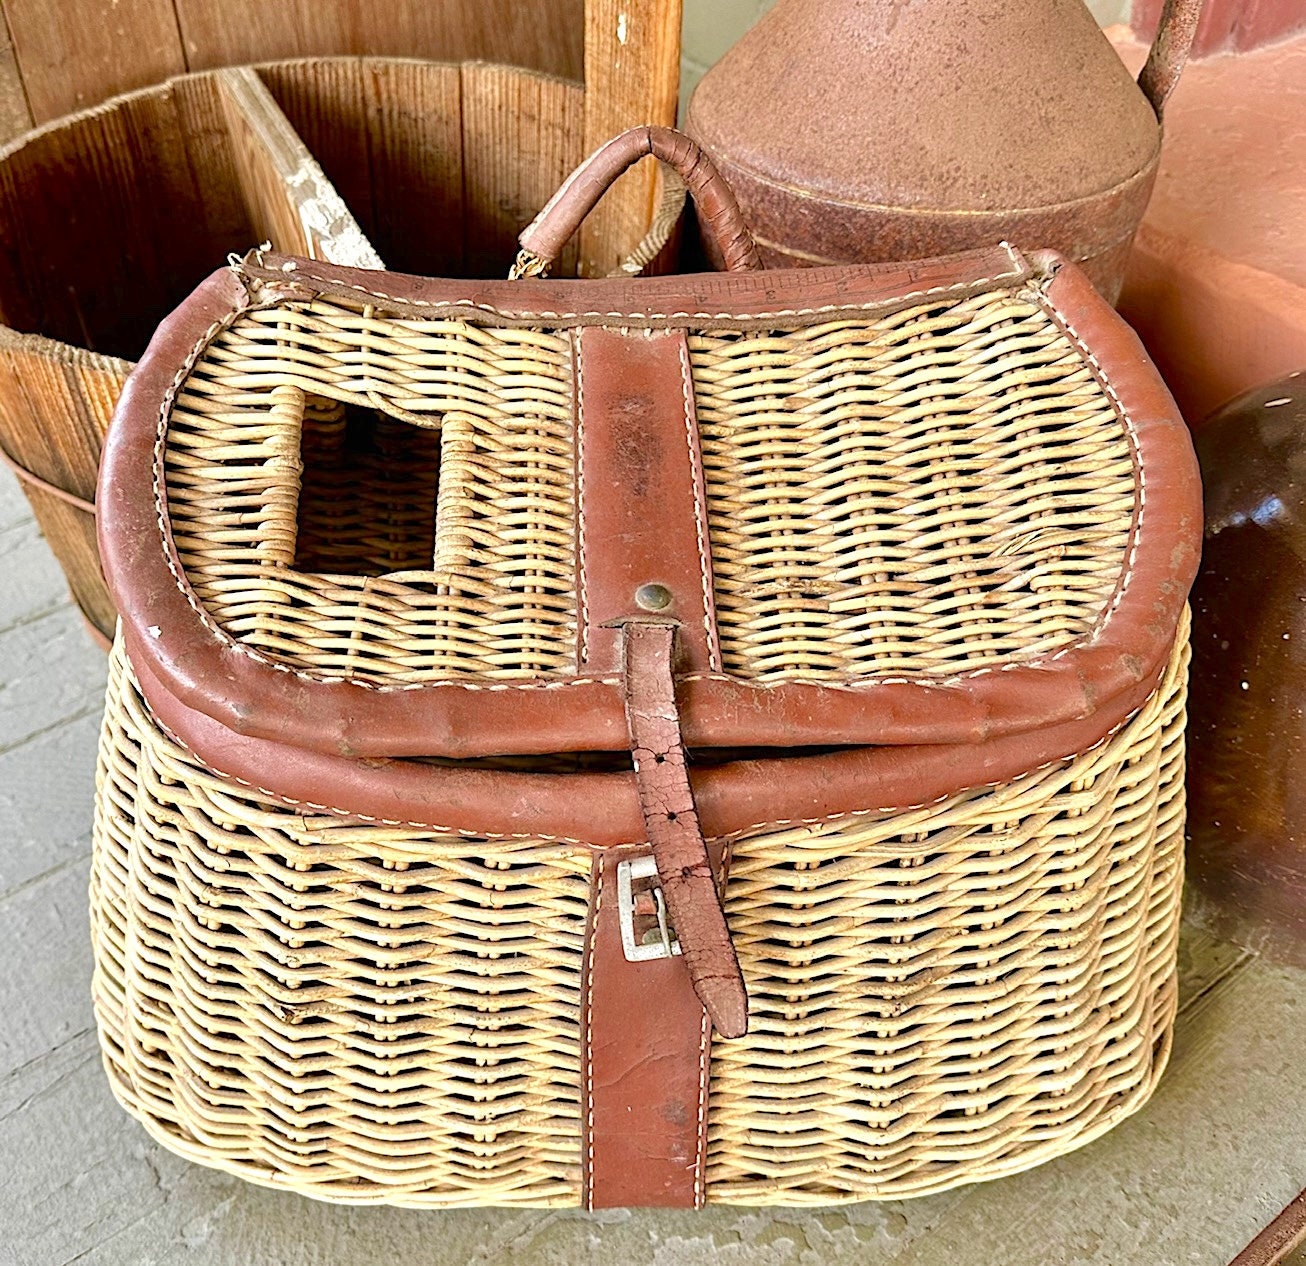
[572,324,719,675]
[581,840,733,1210]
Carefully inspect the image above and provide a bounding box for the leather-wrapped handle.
[518,125,761,276]
[1138,0,1204,117]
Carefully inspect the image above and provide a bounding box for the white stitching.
[573,330,589,666]
[1033,284,1145,636]
[583,852,603,1212]
[669,277,1148,691]
[153,304,255,645]
[150,711,594,845]
[677,335,720,672]
[250,261,1028,324]
[695,1002,711,1209]
[150,296,616,694]
[709,705,1142,843]
[156,262,1145,700]
[695,835,733,1208]
[146,675,1146,848]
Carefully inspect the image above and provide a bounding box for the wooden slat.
[0,68,268,639]
[461,63,584,279]
[0,0,587,130]
[255,59,371,253]
[0,80,220,358]
[0,5,31,143]
[0,64,380,641]
[167,70,260,263]
[258,58,464,277]
[578,0,683,277]
[0,330,128,638]
[359,60,464,277]
[0,0,184,122]
[216,66,382,267]
[174,0,583,82]
[1231,1188,1306,1266]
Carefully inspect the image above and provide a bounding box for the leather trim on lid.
[99,248,1200,766]
[126,626,1167,849]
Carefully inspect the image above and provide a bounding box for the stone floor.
[2,466,1303,1266]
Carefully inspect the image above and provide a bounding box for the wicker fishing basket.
[0,0,682,644]
[91,130,1201,1209]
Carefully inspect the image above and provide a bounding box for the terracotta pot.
[686,0,1202,302]
[1186,374,1306,966]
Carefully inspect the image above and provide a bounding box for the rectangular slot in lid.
[163,303,579,682]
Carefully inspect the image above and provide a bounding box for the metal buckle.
[616,856,682,962]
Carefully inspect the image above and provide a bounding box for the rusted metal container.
[1186,374,1306,967]
[685,0,1203,301]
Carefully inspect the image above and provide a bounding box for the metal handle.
[1138,0,1204,118]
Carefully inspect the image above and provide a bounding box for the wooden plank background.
[0,0,586,125]
[0,0,680,277]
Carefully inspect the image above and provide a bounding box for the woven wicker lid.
[98,245,1200,769]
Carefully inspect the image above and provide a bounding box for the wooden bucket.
[0,2,682,644]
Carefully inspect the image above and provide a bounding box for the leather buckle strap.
[620,619,747,1039]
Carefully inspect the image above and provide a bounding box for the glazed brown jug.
[1186,375,1306,967]
[686,0,1202,301]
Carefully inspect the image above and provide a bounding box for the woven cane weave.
[164,308,576,682]
[91,614,1187,1206]
[691,290,1136,679]
[161,284,1133,686]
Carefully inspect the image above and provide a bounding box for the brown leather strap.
[573,325,720,675]
[1138,0,1203,117]
[622,621,747,1039]
[132,626,1166,848]
[573,317,746,1036]
[109,250,1200,770]
[520,126,761,274]
[581,840,732,1209]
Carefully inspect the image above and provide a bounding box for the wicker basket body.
[91,233,1201,1207]
[94,628,1187,1205]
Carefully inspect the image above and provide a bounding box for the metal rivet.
[635,583,673,612]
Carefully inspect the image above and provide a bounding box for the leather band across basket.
[92,127,1202,1208]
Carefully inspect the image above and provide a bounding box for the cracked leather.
[582,841,730,1209]
[102,246,1201,771]
[573,320,742,1200]
[622,622,747,1039]
[572,324,719,675]
[520,125,761,275]
[103,248,1202,846]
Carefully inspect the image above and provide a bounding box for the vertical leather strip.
[581,840,732,1210]
[572,324,720,675]
[693,832,733,1208]
[622,621,748,1039]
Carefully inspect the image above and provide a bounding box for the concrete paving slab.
[0,519,74,634]
[0,710,100,895]
[0,856,94,1071]
[0,603,107,752]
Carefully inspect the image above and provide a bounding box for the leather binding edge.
[100,248,1199,763]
